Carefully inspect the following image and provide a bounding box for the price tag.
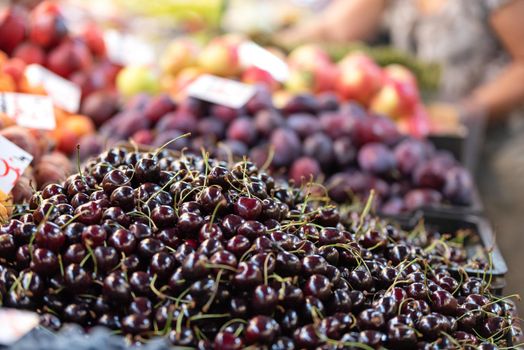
[0,136,33,194]
[0,308,39,345]
[238,41,290,82]
[104,30,155,66]
[0,93,56,130]
[25,64,81,113]
[186,74,256,109]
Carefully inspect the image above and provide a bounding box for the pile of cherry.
[80,90,474,214]
[0,146,515,349]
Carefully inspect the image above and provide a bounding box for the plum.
[443,167,474,205]
[111,110,150,139]
[132,130,154,145]
[254,109,285,137]
[246,85,273,115]
[269,128,302,168]
[290,157,321,185]
[281,93,319,115]
[156,111,198,134]
[380,197,405,215]
[394,138,433,175]
[153,130,189,151]
[303,133,335,169]
[353,115,401,147]
[124,93,150,111]
[11,170,35,203]
[413,153,456,190]
[326,171,371,203]
[404,189,442,211]
[197,117,226,139]
[286,113,320,139]
[77,135,105,161]
[178,97,206,118]
[249,145,269,168]
[46,39,93,78]
[209,104,242,124]
[227,117,258,146]
[333,138,356,168]
[144,94,177,124]
[357,143,397,175]
[81,91,119,127]
[319,112,357,140]
[316,92,340,112]
[214,140,248,161]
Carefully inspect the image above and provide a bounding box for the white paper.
[0,136,33,193]
[238,41,290,82]
[25,64,81,113]
[0,93,56,130]
[187,74,256,109]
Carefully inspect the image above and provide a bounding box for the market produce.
[82,90,472,213]
[0,1,121,103]
[0,146,516,349]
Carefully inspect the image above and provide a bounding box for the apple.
[335,52,383,106]
[165,66,202,100]
[197,36,241,76]
[13,42,46,65]
[383,64,417,86]
[0,6,27,55]
[370,78,419,119]
[287,44,332,70]
[242,66,279,91]
[29,1,68,49]
[160,38,200,76]
[80,22,106,57]
[285,61,338,94]
[46,39,93,78]
[116,65,160,98]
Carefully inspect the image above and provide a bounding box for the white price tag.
[0,93,56,130]
[25,64,81,113]
[0,136,33,194]
[238,41,290,82]
[0,308,39,345]
[104,30,155,66]
[186,74,256,109]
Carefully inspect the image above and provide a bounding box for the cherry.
[304,274,332,300]
[169,327,196,346]
[214,331,244,350]
[63,303,90,325]
[31,248,58,274]
[135,157,160,183]
[226,235,251,257]
[294,324,322,349]
[103,271,131,302]
[252,284,278,313]
[245,316,280,344]
[122,314,151,334]
[178,212,204,235]
[64,264,92,291]
[35,222,65,252]
[150,252,176,278]
[234,197,262,220]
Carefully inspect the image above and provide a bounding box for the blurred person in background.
[281,0,524,297]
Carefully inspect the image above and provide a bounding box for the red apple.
[286,62,338,94]
[160,38,199,76]
[29,1,67,49]
[370,79,419,120]
[197,36,241,76]
[13,42,46,65]
[46,39,93,78]
[0,6,27,55]
[287,44,332,70]
[383,64,417,86]
[335,52,383,106]
[242,66,279,91]
[80,22,106,57]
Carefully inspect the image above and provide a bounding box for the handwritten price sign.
[238,41,290,82]
[186,74,256,109]
[0,136,33,193]
[25,64,81,113]
[0,308,39,345]
[0,93,56,130]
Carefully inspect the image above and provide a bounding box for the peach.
[370,79,419,119]
[197,37,241,76]
[0,71,16,92]
[80,22,106,57]
[61,114,95,138]
[0,6,27,55]
[2,58,26,87]
[13,42,46,65]
[288,44,332,70]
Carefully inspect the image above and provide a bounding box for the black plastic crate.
[422,212,507,295]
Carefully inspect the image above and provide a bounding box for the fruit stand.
[0,1,521,350]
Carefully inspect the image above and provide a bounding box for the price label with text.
[25,64,81,113]
[186,74,256,109]
[0,136,33,193]
[0,93,56,130]
[0,308,39,345]
[104,30,155,66]
[238,41,290,82]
